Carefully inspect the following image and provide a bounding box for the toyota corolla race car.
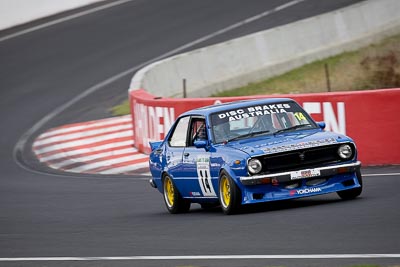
[149,98,362,214]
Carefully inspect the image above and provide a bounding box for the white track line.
[1,254,399,261]
[143,0,307,67]
[0,0,136,43]
[364,173,400,177]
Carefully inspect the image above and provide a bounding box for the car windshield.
[210,100,317,143]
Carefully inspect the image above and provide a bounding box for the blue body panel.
[240,172,360,204]
[149,98,361,206]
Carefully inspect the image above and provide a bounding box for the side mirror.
[194,140,207,149]
[149,141,163,151]
[318,122,326,129]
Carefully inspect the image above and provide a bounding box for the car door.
[182,117,217,199]
[164,116,190,191]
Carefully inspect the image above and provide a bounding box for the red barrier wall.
[129,88,400,165]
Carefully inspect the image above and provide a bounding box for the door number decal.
[197,156,216,197]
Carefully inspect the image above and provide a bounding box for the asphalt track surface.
[1,0,399,266]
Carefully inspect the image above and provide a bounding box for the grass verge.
[111,99,130,116]
[213,33,400,97]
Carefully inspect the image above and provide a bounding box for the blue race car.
[149,98,362,214]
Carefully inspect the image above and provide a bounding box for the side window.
[169,116,190,147]
[189,118,207,146]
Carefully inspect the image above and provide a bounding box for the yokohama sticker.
[290,187,322,196]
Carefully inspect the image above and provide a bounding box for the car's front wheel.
[219,171,241,215]
[337,170,363,200]
[163,174,190,214]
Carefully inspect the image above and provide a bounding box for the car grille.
[256,144,355,174]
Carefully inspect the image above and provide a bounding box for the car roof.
[181,97,295,117]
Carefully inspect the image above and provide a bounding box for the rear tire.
[163,174,190,214]
[337,170,363,200]
[219,171,241,215]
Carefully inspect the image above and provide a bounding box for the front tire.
[163,174,190,214]
[219,171,241,215]
[337,170,363,200]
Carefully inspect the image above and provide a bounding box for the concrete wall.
[0,0,106,31]
[130,0,400,98]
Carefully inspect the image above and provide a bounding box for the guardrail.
[130,88,400,165]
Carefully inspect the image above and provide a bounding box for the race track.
[1,0,399,266]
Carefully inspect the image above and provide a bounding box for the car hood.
[224,130,352,157]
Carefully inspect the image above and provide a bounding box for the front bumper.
[240,161,361,186]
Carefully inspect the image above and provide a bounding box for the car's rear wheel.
[163,174,190,214]
[337,170,363,200]
[219,171,241,215]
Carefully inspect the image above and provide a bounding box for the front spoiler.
[240,161,361,186]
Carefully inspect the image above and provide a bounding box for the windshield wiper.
[274,124,312,135]
[227,130,270,142]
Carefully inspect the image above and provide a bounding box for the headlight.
[338,144,352,159]
[248,158,262,174]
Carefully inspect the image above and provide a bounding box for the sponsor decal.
[303,102,346,135]
[290,169,321,180]
[197,155,216,197]
[133,103,175,144]
[190,192,201,197]
[290,187,322,196]
[216,104,291,121]
[261,138,337,154]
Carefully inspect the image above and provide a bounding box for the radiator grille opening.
[254,144,355,175]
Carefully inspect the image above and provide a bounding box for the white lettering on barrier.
[134,103,175,150]
[133,102,147,147]
[303,102,346,135]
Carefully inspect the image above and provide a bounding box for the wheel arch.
[218,167,244,201]
[218,166,245,191]
[161,171,185,196]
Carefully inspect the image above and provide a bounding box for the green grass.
[213,33,400,97]
[112,33,400,116]
[111,99,130,116]
[213,50,362,96]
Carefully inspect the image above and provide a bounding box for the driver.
[213,121,231,143]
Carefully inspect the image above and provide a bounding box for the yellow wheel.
[220,176,231,208]
[164,176,175,208]
[219,171,241,215]
[162,174,190,214]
